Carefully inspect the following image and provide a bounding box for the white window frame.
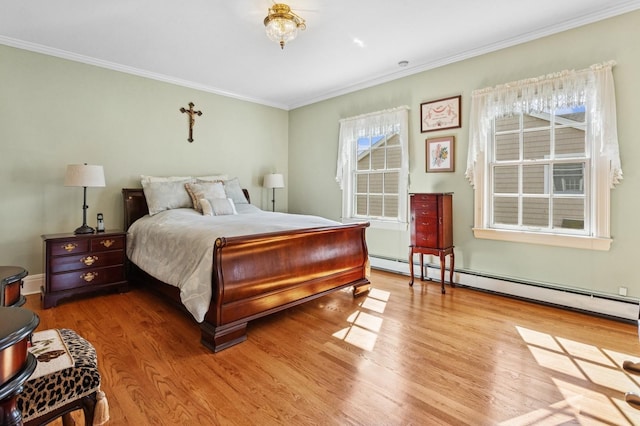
[336,106,409,230]
[465,62,621,251]
[489,110,589,235]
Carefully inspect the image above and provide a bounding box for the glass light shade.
[264,3,305,49]
[265,18,299,45]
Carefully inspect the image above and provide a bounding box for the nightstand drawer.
[42,230,129,308]
[49,265,125,292]
[91,235,125,252]
[50,239,90,256]
[49,250,125,274]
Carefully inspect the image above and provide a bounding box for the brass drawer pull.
[62,243,78,252]
[81,256,98,266]
[100,239,115,248]
[81,272,98,282]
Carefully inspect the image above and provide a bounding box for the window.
[355,134,401,219]
[491,107,588,234]
[336,106,409,229]
[466,62,621,250]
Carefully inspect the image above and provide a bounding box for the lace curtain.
[335,106,409,190]
[335,106,410,222]
[465,61,622,188]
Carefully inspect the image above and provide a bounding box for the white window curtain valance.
[465,61,622,188]
[335,105,410,190]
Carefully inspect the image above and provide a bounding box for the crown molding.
[2,2,639,111]
[0,35,289,110]
[287,2,640,109]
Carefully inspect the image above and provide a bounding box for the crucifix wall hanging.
[180,102,203,143]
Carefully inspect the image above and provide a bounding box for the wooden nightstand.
[41,230,128,308]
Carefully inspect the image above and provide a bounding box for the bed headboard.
[122,187,251,230]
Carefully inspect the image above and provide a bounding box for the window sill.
[472,228,612,251]
[342,218,408,231]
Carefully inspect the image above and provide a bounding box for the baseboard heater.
[24,261,640,323]
[370,256,640,323]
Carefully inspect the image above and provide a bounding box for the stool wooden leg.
[62,412,76,426]
[81,393,97,426]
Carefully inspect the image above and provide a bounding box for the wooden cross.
[179,102,203,143]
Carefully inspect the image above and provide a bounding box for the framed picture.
[426,136,455,172]
[420,95,461,133]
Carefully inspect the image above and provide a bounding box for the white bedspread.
[126,205,339,322]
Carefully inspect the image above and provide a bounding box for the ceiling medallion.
[264,3,306,50]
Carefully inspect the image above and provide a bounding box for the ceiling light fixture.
[264,3,306,50]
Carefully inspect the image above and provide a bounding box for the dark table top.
[0,307,39,352]
[0,266,28,286]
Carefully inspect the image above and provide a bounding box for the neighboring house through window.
[336,106,409,229]
[465,61,622,250]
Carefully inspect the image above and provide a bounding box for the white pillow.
[185,181,226,213]
[211,198,237,216]
[223,177,248,204]
[200,198,238,216]
[196,174,229,182]
[142,179,193,216]
[200,198,214,216]
[140,175,192,184]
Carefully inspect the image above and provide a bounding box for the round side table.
[0,267,28,307]
[0,307,40,425]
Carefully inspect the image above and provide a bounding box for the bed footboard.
[202,223,370,352]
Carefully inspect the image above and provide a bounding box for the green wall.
[2,10,639,300]
[0,45,289,274]
[288,10,640,298]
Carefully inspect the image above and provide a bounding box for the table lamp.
[64,164,105,234]
[263,173,284,212]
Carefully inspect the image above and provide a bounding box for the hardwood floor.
[22,269,640,425]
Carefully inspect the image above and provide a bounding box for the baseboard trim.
[24,260,640,323]
[370,256,640,323]
[21,273,43,296]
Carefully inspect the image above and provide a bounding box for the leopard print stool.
[16,329,108,426]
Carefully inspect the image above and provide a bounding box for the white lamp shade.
[263,173,285,189]
[64,164,106,187]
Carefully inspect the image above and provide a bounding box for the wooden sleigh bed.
[122,188,371,352]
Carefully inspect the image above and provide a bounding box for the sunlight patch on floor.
[361,297,386,314]
[554,377,640,423]
[502,325,640,425]
[527,346,586,379]
[603,348,640,373]
[576,359,638,393]
[346,311,383,333]
[332,288,390,351]
[557,337,616,367]
[516,327,563,352]
[498,398,579,425]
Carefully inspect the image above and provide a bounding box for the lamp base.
[74,224,95,235]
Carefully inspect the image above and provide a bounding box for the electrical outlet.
[619,286,628,296]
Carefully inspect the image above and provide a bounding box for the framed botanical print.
[420,95,461,133]
[426,136,455,172]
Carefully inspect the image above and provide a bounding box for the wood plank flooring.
[22,270,640,425]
